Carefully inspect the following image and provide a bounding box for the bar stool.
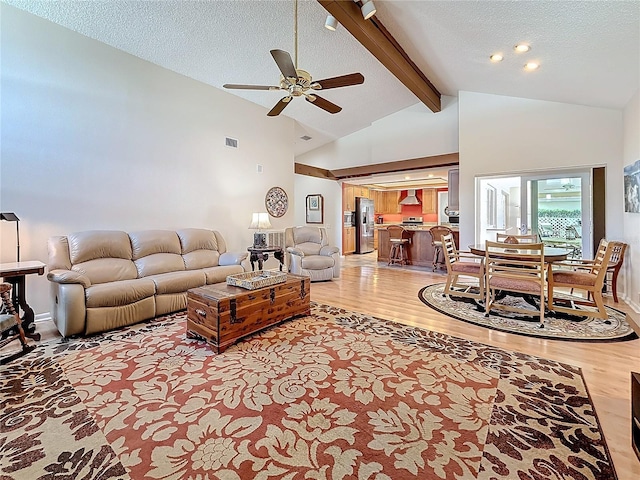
[387,226,410,266]
[429,225,453,271]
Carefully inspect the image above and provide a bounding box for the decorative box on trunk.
[186,274,310,353]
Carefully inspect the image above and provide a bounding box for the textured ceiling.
[4,0,640,159]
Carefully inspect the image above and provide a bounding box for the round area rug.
[419,283,638,342]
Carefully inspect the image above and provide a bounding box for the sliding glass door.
[477,169,593,258]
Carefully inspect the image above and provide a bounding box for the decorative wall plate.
[265,186,288,218]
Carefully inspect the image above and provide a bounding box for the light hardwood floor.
[13,252,640,479]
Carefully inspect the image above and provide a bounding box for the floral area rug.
[419,283,638,342]
[1,304,617,479]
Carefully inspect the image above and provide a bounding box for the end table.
[247,246,285,271]
[0,260,46,341]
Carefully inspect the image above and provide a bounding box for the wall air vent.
[300,135,312,141]
[225,137,238,148]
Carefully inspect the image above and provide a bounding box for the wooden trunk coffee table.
[186,274,310,353]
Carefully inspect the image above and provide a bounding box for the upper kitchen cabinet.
[383,191,401,214]
[343,184,355,211]
[448,169,460,211]
[421,188,437,214]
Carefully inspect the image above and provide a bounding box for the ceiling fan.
[223,0,365,117]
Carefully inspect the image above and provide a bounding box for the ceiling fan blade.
[223,84,280,91]
[312,73,365,90]
[267,97,292,117]
[305,95,342,114]
[270,49,297,80]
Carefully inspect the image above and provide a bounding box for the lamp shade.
[249,212,272,230]
[361,0,376,20]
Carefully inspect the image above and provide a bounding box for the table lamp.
[0,212,20,262]
[249,212,271,248]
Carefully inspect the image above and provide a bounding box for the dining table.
[468,244,571,263]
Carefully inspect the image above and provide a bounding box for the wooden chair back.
[442,234,484,301]
[484,241,546,324]
[387,225,410,243]
[429,225,453,246]
[496,233,539,243]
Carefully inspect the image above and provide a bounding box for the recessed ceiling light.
[514,44,531,53]
[404,175,411,180]
[428,174,434,178]
[489,53,503,62]
[524,62,540,71]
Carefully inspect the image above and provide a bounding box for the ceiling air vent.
[225,137,238,148]
[300,135,312,141]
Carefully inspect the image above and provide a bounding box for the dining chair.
[485,241,546,326]
[604,241,627,302]
[429,225,453,271]
[442,233,484,301]
[496,233,539,243]
[1,282,35,364]
[547,239,618,319]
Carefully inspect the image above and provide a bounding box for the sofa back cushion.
[177,229,220,269]
[67,231,137,284]
[129,230,186,277]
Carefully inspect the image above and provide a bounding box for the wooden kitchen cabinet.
[371,190,383,213]
[343,227,356,254]
[343,185,355,211]
[383,191,401,214]
[373,228,379,250]
[421,188,437,214]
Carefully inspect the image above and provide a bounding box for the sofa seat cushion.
[148,270,206,295]
[301,256,335,270]
[85,278,156,308]
[203,265,245,285]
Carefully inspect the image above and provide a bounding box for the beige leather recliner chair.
[284,226,340,282]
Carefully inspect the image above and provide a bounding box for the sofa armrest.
[320,246,339,256]
[287,247,305,257]
[47,269,92,288]
[219,252,248,266]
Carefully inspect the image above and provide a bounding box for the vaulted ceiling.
[5,0,639,157]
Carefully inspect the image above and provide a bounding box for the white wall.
[297,95,459,169]
[458,91,624,256]
[623,89,640,310]
[293,175,342,250]
[0,5,296,316]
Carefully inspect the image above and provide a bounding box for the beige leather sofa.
[47,229,247,337]
[285,226,340,282]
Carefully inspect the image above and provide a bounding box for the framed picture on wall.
[306,194,323,224]
[624,159,640,213]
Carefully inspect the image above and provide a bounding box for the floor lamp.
[0,212,20,262]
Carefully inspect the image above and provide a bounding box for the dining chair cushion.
[489,276,541,293]
[552,271,596,286]
[451,262,482,274]
[0,314,18,332]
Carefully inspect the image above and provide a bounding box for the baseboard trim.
[35,312,52,322]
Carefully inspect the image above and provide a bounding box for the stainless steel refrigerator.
[355,197,375,254]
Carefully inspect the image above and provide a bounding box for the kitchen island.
[377,226,459,268]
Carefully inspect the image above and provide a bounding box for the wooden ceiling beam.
[294,162,337,180]
[331,152,458,179]
[318,0,441,113]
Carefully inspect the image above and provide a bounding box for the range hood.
[399,189,421,205]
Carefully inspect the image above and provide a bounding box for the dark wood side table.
[0,261,46,341]
[247,246,285,271]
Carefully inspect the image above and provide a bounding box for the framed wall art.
[306,194,323,224]
[265,186,288,218]
[624,159,640,213]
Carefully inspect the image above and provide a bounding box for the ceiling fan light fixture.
[325,14,338,31]
[361,0,377,20]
